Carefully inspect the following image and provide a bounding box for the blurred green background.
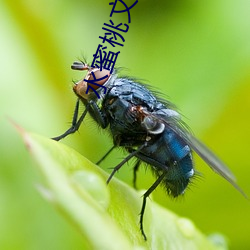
[1,0,250,249]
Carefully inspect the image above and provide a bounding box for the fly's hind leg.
[140,172,166,240]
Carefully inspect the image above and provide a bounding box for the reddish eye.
[84,68,111,91]
[72,62,111,99]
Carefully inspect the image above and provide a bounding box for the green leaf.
[19,128,226,250]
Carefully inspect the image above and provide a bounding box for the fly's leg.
[88,100,107,129]
[133,160,141,189]
[52,99,88,141]
[52,99,107,141]
[96,145,116,165]
[140,172,166,240]
[107,143,146,184]
[126,148,142,189]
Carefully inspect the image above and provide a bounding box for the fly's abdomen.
[137,128,194,197]
[163,129,194,196]
[164,153,193,197]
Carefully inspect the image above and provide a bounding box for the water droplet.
[177,217,196,238]
[71,170,110,209]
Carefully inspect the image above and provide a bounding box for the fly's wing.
[151,109,247,198]
[182,131,248,198]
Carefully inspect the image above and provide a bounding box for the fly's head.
[71,61,112,100]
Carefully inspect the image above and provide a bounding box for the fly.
[52,61,247,240]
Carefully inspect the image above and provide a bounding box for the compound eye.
[72,61,112,98]
[142,116,165,134]
[71,61,111,89]
[84,68,111,91]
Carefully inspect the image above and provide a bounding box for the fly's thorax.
[71,61,116,101]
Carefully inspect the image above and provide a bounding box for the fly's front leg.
[88,100,107,129]
[52,99,108,141]
[52,99,88,141]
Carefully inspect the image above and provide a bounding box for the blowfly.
[52,61,246,240]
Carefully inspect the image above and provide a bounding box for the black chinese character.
[104,20,129,33]
[109,0,138,23]
[99,34,124,47]
[99,20,129,47]
[91,44,107,71]
[84,71,108,99]
[91,44,120,73]
[103,50,120,73]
